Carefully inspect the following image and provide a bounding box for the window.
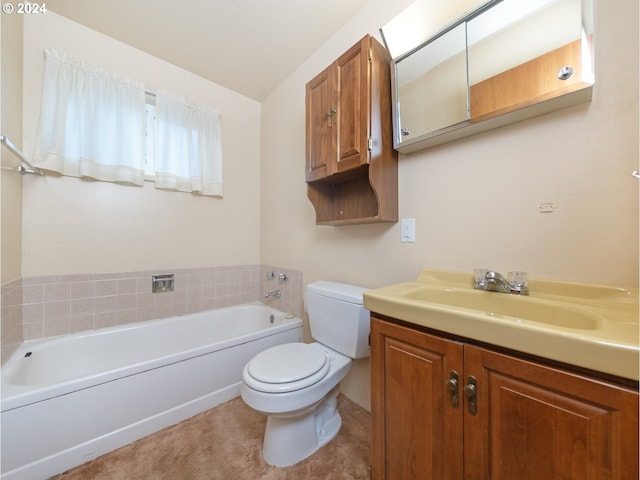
[144,92,156,178]
[154,91,223,196]
[34,49,223,196]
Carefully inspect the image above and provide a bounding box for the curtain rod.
[0,135,44,175]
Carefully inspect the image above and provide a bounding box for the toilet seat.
[244,343,330,393]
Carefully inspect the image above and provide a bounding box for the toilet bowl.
[240,281,369,467]
[240,342,352,466]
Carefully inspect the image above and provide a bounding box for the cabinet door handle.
[464,376,478,415]
[325,108,336,127]
[445,370,460,408]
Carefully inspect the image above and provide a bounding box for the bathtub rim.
[1,302,303,413]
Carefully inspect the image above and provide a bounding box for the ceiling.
[46,0,370,101]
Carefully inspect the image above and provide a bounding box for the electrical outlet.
[401,218,416,243]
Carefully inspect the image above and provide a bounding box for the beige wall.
[260,0,639,408]
[1,13,24,284]
[20,12,262,277]
[262,0,638,288]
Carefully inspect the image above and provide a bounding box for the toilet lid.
[245,343,330,393]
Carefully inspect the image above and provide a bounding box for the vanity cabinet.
[370,315,639,480]
[305,35,398,225]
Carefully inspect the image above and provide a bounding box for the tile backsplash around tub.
[1,265,303,364]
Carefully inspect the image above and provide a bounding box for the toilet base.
[262,386,342,467]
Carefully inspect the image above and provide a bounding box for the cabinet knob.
[557,65,574,80]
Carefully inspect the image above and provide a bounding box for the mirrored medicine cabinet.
[391,0,594,153]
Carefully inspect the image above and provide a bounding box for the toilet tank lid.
[307,281,368,305]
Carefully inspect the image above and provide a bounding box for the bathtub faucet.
[264,289,282,299]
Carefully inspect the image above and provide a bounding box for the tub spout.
[264,289,281,299]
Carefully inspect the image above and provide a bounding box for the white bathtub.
[1,303,303,480]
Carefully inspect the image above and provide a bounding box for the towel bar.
[0,135,44,175]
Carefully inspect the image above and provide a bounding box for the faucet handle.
[508,271,528,288]
[474,268,489,287]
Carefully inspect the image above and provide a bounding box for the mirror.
[390,0,594,153]
[393,23,468,142]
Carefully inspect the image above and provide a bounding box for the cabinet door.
[305,63,336,182]
[464,345,639,480]
[371,317,464,480]
[334,36,371,175]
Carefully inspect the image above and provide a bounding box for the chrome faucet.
[473,270,529,295]
[264,289,281,299]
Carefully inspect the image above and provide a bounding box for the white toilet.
[240,281,369,467]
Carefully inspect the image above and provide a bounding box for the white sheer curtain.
[154,91,223,196]
[33,49,146,185]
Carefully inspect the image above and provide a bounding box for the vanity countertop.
[363,269,639,381]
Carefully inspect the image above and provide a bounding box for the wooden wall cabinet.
[371,315,639,480]
[305,35,398,225]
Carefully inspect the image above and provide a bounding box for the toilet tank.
[306,281,370,359]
